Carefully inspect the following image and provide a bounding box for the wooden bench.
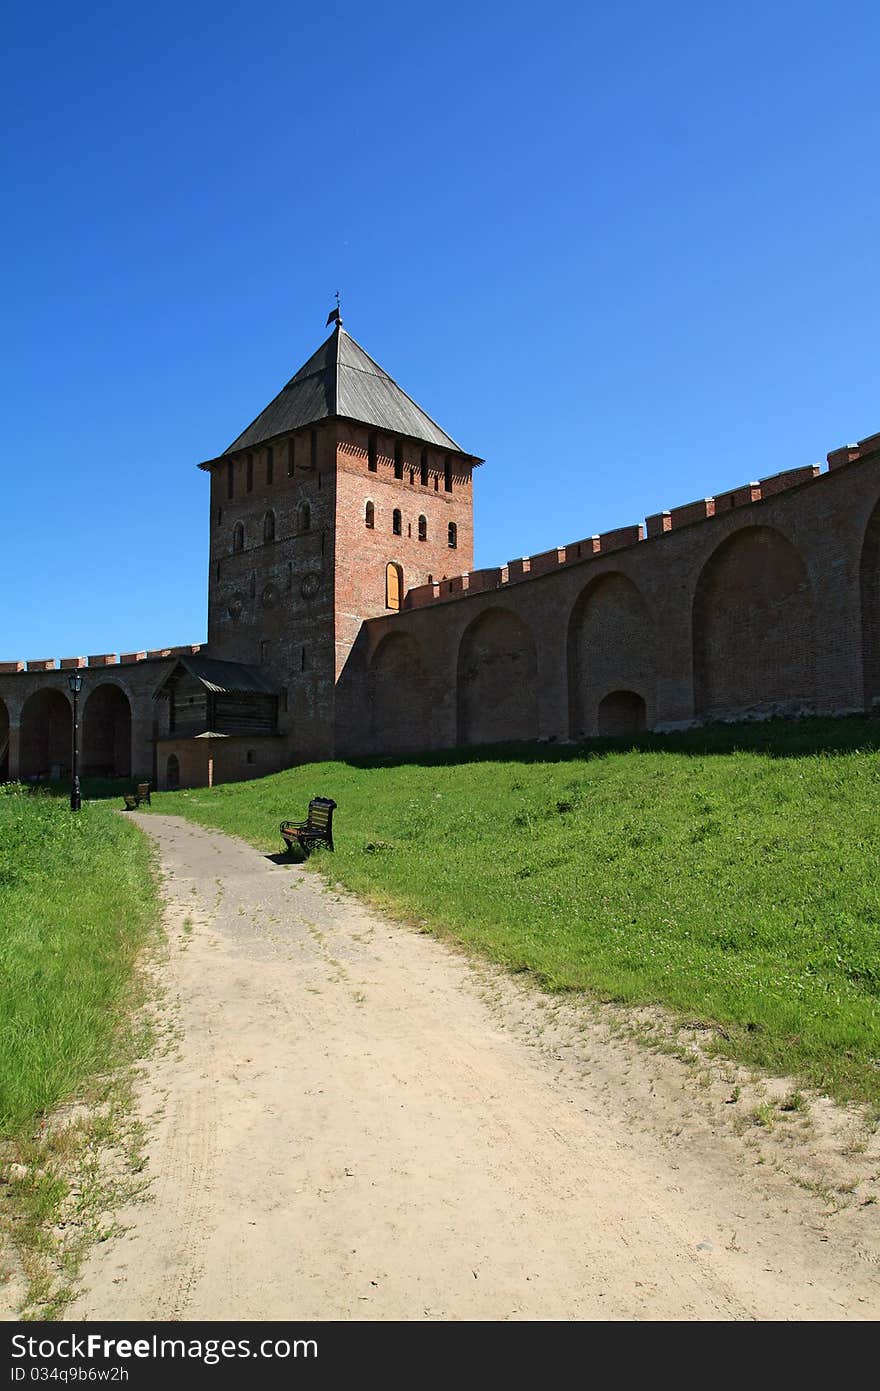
[123,782,152,811]
[280,797,337,855]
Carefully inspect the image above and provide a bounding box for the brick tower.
[197,315,481,769]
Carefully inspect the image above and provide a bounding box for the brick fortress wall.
[335,432,880,755]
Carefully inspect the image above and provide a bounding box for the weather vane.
[326,291,342,328]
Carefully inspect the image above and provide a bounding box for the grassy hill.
[0,787,158,1137]
[147,718,880,1108]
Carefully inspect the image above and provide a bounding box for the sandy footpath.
[63,814,879,1321]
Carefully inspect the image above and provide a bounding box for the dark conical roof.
[220,324,473,457]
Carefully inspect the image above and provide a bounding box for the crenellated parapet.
[0,645,202,675]
[402,430,879,610]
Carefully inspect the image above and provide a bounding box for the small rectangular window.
[266,445,274,485]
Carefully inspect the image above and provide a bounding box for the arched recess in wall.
[567,572,655,739]
[0,697,9,781]
[82,683,132,778]
[19,688,71,780]
[457,607,538,746]
[598,691,646,737]
[859,497,880,710]
[368,633,431,754]
[693,525,814,720]
[385,562,403,611]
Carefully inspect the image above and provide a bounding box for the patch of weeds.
[780,1089,810,1114]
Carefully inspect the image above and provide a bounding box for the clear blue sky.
[3,1,878,657]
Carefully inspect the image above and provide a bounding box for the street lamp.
[67,671,83,811]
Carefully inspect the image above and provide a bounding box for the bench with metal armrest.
[122,782,152,811]
[280,796,337,854]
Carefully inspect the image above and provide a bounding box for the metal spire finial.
[326,291,342,328]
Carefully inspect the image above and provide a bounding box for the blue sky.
[3,1,878,657]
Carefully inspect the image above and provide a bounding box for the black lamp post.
[67,671,82,811]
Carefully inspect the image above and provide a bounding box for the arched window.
[418,515,427,541]
[392,508,402,536]
[232,522,244,553]
[298,500,311,533]
[448,521,457,549]
[263,510,276,543]
[394,443,403,480]
[444,457,452,492]
[365,501,375,529]
[166,754,180,790]
[420,449,429,487]
[386,562,403,611]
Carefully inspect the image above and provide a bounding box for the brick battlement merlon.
[0,645,203,674]
[402,428,879,610]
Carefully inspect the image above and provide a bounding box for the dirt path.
[66,815,879,1321]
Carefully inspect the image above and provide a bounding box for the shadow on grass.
[342,714,880,772]
[11,716,880,803]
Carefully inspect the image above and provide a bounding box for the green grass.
[146,717,880,1106]
[0,785,159,1137]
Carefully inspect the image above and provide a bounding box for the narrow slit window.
[444,457,452,492]
[394,443,403,480]
[448,521,457,549]
[298,500,311,533]
[418,515,427,541]
[368,434,377,472]
[263,510,275,543]
[392,508,402,536]
[232,522,244,553]
[365,501,375,529]
[420,449,429,487]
